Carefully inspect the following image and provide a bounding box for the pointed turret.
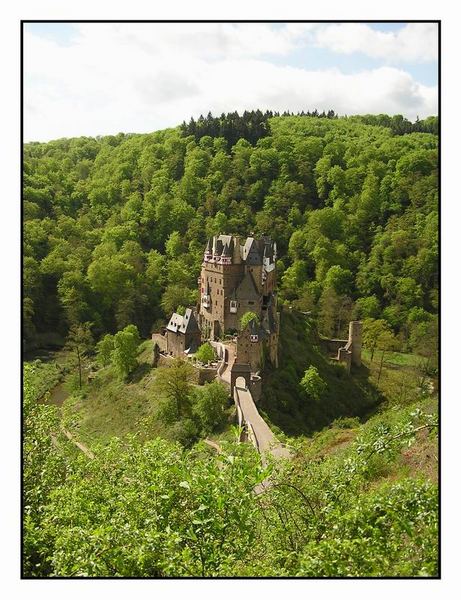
[204,238,212,262]
[221,241,232,264]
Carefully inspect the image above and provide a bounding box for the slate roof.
[208,234,275,266]
[166,308,200,334]
[235,270,260,300]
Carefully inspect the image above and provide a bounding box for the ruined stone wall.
[320,321,362,372]
[151,333,167,353]
[320,338,349,355]
[349,321,362,367]
[338,347,352,372]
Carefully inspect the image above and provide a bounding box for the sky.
[23,22,439,142]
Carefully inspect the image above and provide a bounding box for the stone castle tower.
[198,234,279,367]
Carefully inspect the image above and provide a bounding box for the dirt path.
[204,438,222,453]
[62,428,95,459]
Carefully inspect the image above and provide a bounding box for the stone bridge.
[212,341,289,462]
[233,377,290,461]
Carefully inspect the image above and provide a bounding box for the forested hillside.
[23,111,438,353]
[23,111,439,578]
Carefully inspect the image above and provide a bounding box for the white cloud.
[314,22,438,63]
[23,23,438,141]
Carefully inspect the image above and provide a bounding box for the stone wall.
[320,321,362,373]
[320,338,348,355]
[249,373,262,403]
[151,333,167,353]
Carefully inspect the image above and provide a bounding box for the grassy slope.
[33,313,437,482]
[60,341,166,447]
[266,309,438,487]
[262,309,380,436]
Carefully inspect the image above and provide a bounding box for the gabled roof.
[179,308,200,334]
[235,270,260,300]
[166,308,200,335]
[217,234,233,248]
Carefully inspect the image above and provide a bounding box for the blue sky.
[23,22,438,141]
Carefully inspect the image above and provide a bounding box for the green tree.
[23,364,68,576]
[362,318,393,363]
[300,365,327,401]
[355,296,380,320]
[155,358,195,421]
[165,230,183,258]
[65,322,94,389]
[409,315,438,387]
[111,324,141,380]
[194,342,216,364]
[375,328,398,383]
[317,286,340,337]
[193,382,229,434]
[96,333,114,367]
[324,265,353,296]
[161,284,196,316]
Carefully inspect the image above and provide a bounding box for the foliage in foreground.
[23,365,438,577]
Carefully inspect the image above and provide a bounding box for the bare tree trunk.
[377,350,385,383]
[77,346,82,389]
[418,358,428,389]
[370,342,377,364]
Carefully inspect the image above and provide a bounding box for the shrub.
[195,342,216,364]
[96,334,114,367]
[300,366,327,401]
[240,311,259,330]
[193,382,229,435]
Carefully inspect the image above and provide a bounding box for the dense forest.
[23,111,438,351]
[23,110,439,577]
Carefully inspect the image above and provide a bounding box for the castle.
[197,234,279,369]
[152,234,279,385]
[151,233,362,455]
[153,233,361,396]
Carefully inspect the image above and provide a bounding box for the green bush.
[300,365,327,401]
[194,342,216,364]
[193,382,229,435]
[240,311,259,330]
